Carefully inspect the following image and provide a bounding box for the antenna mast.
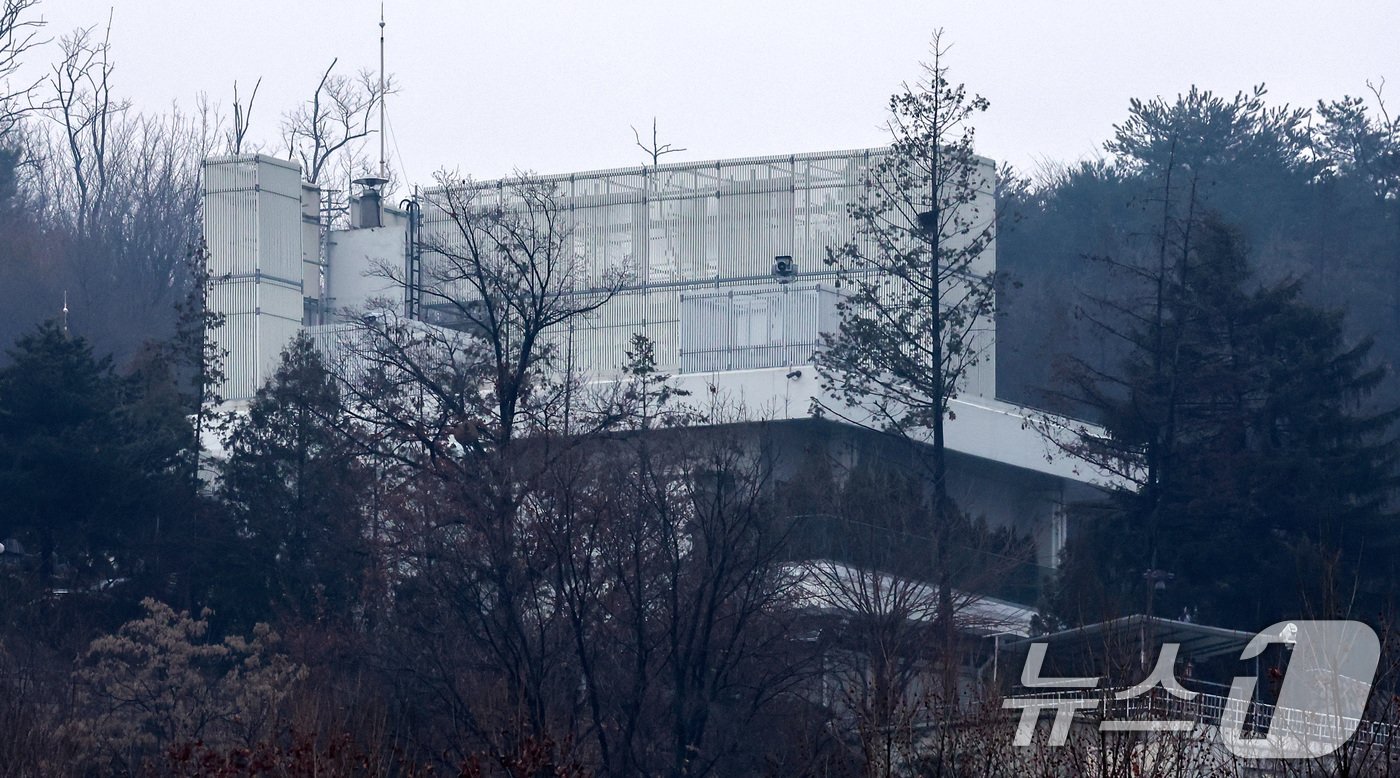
[378,4,386,180]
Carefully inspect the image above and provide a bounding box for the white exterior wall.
[202,147,1111,580]
[325,207,409,314]
[202,154,306,402]
[301,182,323,312]
[204,149,1108,505]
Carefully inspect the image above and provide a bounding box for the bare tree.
[42,17,128,237]
[24,102,216,349]
[632,117,686,168]
[226,76,260,155]
[803,560,947,776]
[536,343,806,776]
[0,0,44,139]
[783,452,1036,776]
[361,172,626,447]
[282,58,391,186]
[13,16,217,358]
[327,183,819,772]
[322,174,627,764]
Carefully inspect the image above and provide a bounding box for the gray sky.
[28,1,1400,186]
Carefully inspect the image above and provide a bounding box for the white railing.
[989,686,1400,756]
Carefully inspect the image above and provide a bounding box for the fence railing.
[982,686,1400,757]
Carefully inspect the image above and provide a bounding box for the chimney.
[351,175,389,228]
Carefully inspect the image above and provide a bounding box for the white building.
[201,148,1106,592]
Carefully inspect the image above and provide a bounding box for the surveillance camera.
[772,255,796,284]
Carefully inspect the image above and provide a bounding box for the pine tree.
[0,322,129,584]
[220,333,369,628]
[1052,217,1399,627]
[812,29,995,705]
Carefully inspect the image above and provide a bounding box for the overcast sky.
[26,1,1400,187]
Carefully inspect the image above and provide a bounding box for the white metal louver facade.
[202,148,1106,558]
[416,148,998,397]
[202,155,306,402]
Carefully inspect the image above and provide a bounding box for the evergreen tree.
[1052,217,1399,627]
[812,29,995,704]
[1000,83,1400,418]
[219,333,369,628]
[0,322,134,584]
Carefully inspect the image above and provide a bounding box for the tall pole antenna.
[379,3,386,180]
[61,290,69,336]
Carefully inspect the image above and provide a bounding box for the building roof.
[785,559,1037,638]
[1001,614,1257,662]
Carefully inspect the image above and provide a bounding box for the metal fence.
[417,148,998,387]
[993,685,1400,761]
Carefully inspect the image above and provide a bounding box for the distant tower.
[61,290,69,336]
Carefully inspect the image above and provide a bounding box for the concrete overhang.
[659,366,1124,488]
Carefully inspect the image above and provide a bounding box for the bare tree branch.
[282,58,394,186]
[632,117,685,168]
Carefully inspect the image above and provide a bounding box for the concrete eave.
[659,366,1125,488]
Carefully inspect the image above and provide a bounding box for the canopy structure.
[1002,614,1257,662]
[785,559,1037,639]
